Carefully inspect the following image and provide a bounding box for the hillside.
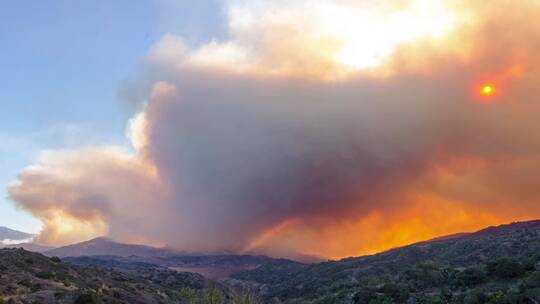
[229,220,540,304]
[0,248,211,304]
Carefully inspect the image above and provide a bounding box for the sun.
[481,84,495,96]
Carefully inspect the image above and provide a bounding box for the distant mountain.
[230,220,540,304]
[0,226,34,245]
[45,237,302,280]
[45,237,175,258]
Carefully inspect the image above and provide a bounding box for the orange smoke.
[244,155,539,260]
[243,197,508,260]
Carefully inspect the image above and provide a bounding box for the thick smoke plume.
[8,0,540,259]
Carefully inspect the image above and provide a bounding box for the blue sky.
[0,0,224,233]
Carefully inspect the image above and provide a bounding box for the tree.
[195,288,225,304]
[74,290,102,304]
[353,288,379,304]
[231,288,262,304]
[487,259,524,279]
[381,282,410,303]
[457,268,486,287]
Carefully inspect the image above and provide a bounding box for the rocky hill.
[0,248,212,304]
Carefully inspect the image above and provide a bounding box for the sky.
[3,0,540,260]
[0,0,224,233]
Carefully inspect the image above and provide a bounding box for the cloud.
[9,147,163,246]
[8,0,540,259]
[1,238,34,246]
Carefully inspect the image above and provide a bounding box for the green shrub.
[353,287,380,304]
[195,288,225,304]
[50,256,61,263]
[74,290,102,304]
[381,282,410,303]
[30,283,41,292]
[177,287,196,301]
[36,271,54,280]
[231,288,262,304]
[487,258,524,279]
[457,267,486,287]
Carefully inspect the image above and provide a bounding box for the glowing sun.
[481,84,495,96]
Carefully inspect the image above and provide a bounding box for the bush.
[231,288,263,304]
[381,282,409,303]
[463,289,490,304]
[195,288,225,304]
[522,288,540,303]
[74,291,102,304]
[353,287,379,304]
[521,271,540,289]
[177,287,196,301]
[457,267,486,287]
[487,259,524,279]
[30,283,41,292]
[36,271,54,280]
[50,256,62,263]
[402,263,444,289]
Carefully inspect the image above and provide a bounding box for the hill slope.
[0,248,208,304]
[229,220,540,304]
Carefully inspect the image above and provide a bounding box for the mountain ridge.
[44,237,177,258]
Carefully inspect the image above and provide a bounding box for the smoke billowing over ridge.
[8,0,540,259]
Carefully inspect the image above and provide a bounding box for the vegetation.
[175,287,263,304]
[0,248,265,304]
[347,256,540,304]
[0,248,206,303]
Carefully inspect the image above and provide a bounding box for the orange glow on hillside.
[243,199,512,260]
